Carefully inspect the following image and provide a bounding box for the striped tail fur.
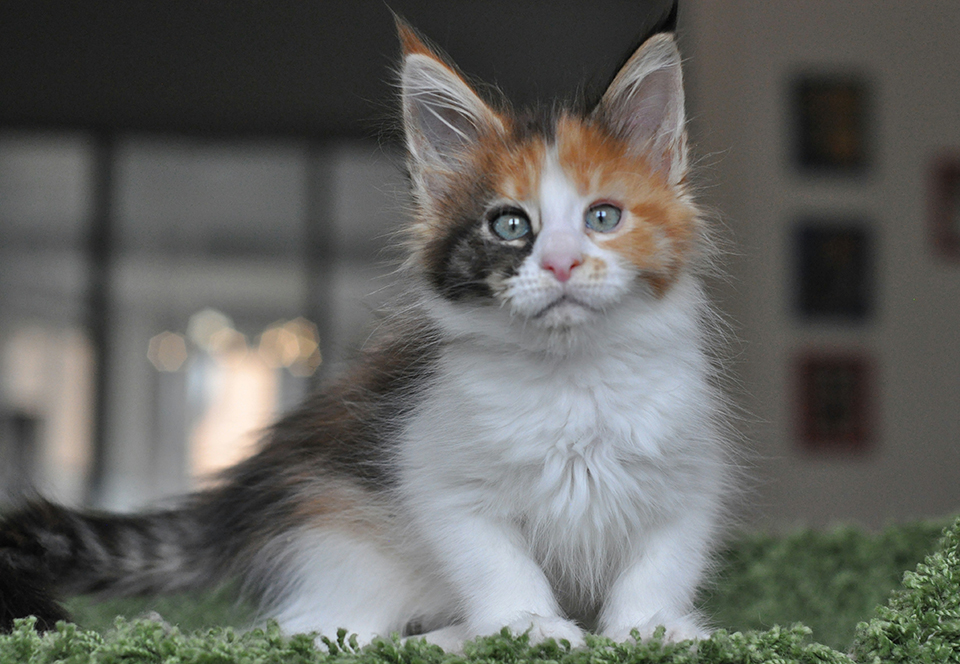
[0,499,217,632]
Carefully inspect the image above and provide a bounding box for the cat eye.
[490,210,532,241]
[584,204,622,233]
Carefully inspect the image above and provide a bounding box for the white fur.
[398,273,726,648]
[268,528,457,643]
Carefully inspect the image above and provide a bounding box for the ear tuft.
[394,14,433,58]
[398,23,503,176]
[594,33,687,185]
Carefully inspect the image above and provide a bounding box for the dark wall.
[0,0,674,138]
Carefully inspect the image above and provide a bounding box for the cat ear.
[594,33,687,185]
[397,21,504,173]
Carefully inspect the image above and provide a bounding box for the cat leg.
[598,515,713,644]
[412,509,585,649]
[268,528,451,645]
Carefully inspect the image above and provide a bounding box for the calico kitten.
[0,9,734,651]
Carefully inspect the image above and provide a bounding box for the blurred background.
[0,0,957,529]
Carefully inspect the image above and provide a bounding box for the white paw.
[604,615,708,644]
[504,614,585,648]
[411,624,468,653]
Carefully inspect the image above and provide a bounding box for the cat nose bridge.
[537,227,584,282]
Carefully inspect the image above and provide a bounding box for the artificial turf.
[1,517,956,663]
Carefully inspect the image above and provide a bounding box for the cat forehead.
[490,114,665,205]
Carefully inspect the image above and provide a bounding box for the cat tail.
[0,498,218,632]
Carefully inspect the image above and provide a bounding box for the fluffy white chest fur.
[393,277,727,645]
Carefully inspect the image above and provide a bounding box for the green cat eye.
[585,204,622,232]
[490,210,531,241]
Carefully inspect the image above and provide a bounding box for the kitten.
[0,9,734,651]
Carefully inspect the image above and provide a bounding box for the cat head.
[397,18,702,348]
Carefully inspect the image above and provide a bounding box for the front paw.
[604,614,708,644]
[501,614,585,648]
[411,625,468,653]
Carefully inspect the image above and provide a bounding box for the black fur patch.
[433,219,534,302]
[510,106,559,145]
[0,563,68,632]
[0,497,217,612]
[422,171,529,302]
[258,312,440,490]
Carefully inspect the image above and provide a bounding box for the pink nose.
[542,255,582,282]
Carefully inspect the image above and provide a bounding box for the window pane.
[116,137,306,256]
[102,137,311,509]
[323,143,406,358]
[0,132,94,505]
[0,132,93,246]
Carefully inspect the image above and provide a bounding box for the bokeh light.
[258,317,322,376]
[149,312,321,376]
[186,308,234,352]
[147,331,188,372]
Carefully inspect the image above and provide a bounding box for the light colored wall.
[97,142,404,510]
[685,1,960,528]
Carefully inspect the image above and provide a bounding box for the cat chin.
[420,291,592,353]
[420,292,641,357]
[419,273,706,359]
[530,296,603,328]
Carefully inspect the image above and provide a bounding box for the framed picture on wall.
[929,155,960,259]
[796,352,872,452]
[794,221,873,321]
[792,74,870,173]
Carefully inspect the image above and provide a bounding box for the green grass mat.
[2,517,957,663]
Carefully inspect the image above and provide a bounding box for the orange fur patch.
[488,137,547,206]
[555,115,698,292]
[397,20,436,58]
[292,478,389,536]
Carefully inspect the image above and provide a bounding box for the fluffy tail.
[0,561,69,632]
[0,499,218,632]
